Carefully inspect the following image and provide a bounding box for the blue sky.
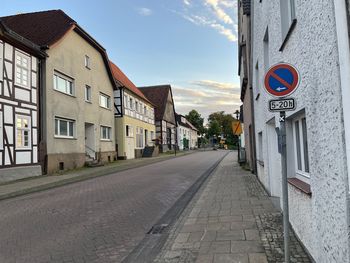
[1,0,241,119]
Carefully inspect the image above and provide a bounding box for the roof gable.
[139,85,175,123]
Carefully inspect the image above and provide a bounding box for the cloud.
[172,80,241,120]
[178,0,237,42]
[204,0,233,25]
[137,7,153,16]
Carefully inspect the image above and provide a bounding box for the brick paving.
[155,152,312,263]
[0,151,226,263]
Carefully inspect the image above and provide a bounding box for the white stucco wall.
[252,0,350,261]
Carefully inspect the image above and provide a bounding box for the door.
[145,129,148,146]
[85,123,95,159]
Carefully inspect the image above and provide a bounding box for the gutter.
[334,0,350,260]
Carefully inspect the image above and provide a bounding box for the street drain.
[147,224,168,234]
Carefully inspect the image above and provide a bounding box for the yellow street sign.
[232,120,242,136]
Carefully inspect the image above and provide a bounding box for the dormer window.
[85,55,90,69]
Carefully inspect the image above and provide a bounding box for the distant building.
[110,62,156,159]
[0,20,46,182]
[240,0,350,261]
[139,85,176,152]
[176,113,198,150]
[2,10,118,174]
[238,0,256,172]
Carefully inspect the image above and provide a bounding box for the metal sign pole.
[280,111,290,263]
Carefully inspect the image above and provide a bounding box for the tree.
[185,109,205,135]
[207,120,221,137]
[207,111,237,146]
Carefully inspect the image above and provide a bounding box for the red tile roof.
[109,61,152,104]
[1,10,75,47]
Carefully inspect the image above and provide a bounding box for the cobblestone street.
[155,152,312,263]
[0,151,226,263]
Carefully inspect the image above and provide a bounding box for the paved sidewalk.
[155,152,311,263]
[0,151,194,201]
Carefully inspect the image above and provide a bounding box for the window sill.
[85,100,92,104]
[54,89,75,98]
[257,160,264,167]
[100,139,112,142]
[288,177,312,196]
[279,19,297,51]
[99,106,111,111]
[54,136,76,140]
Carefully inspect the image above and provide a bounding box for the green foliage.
[185,109,206,135]
[207,111,238,146]
[207,120,221,137]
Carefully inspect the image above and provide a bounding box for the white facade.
[176,115,198,150]
[251,0,350,261]
[0,39,42,181]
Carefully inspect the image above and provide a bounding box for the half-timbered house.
[110,62,156,159]
[1,10,119,174]
[0,20,46,182]
[139,85,176,152]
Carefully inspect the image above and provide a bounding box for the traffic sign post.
[264,63,300,263]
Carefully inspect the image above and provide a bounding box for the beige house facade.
[2,10,118,174]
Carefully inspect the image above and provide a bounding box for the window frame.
[279,0,297,51]
[136,126,144,148]
[85,55,91,69]
[100,125,111,141]
[53,71,74,96]
[54,117,75,139]
[85,85,92,102]
[15,51,31,89]
[99,93,111,109]
[126,125,134,137]
[292,114,310,181]
[16,115,31,149]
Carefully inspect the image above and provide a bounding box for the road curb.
[0,151,197,201]
[122,151,230,263]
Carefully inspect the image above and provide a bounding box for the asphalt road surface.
[0,150,227,263]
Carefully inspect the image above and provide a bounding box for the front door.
[145,129,148,146]
[85,123,95,159]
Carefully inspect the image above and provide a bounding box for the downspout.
[334,0,350,260]
[250,0,258,175]
[39,57,47,174]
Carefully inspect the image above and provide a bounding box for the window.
[258,132,263,162]
[85,85,91,102]
[15,52,30,88]
[136,127,144,148]
[293,115,310,177]
[0,112,2,150]
[124,95,129,108]
[85,55,90,69]
[101,126,111,140]
[144,106,147,115]
[55,117,75,138]
[280,0,296,41]
[99,93,111,109]
[126,125,134,137]
[263,28,269,72]
[255,61,260,98]
[16,115,31,148]
[130,98,133,110]
[135,101,139,112]
[150,131,155,141]
[54,72,74,95]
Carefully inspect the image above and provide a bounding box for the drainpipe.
[334,0,350,260]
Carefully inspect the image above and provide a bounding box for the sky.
[1,0,241,120]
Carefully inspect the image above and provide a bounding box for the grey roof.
[242,0,251,15]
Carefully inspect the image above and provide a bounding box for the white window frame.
[280,0,296,42]
[99,93,111,109]
[15,51,30,88]
[136,127,144,148]
[54,117,75,139]
[129,98,134,110]
[53,71,74,96]
[126,125,134,137]
[16,115,31,149]
[292,114,310,181]
[85,55,90,69]
[258,131,263,163]
[124,95,129,108]
[0,111,3,150]
[85,85,92,102]
[100,126,111,141]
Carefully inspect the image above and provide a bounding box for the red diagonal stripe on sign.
[270,72,293,90]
